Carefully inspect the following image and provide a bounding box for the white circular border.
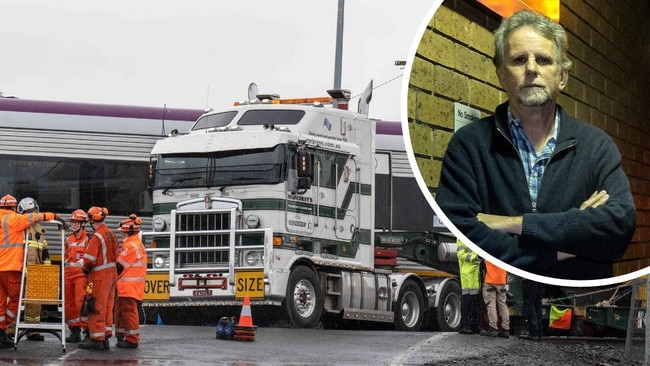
[400,1,650,288]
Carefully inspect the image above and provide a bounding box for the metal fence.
[625,276,648,365]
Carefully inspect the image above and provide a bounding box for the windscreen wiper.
[161,176,202,195]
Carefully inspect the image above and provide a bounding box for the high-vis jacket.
[82,224,118,274]
[484,260,507,285]
[65,230,89,274]
[116,234,146,301]
[0,209,57,272]
[456,239,481,295]
[26,223,49,265]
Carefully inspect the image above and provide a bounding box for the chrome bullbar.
[143,206,273,287]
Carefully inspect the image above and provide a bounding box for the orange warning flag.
[549,305,572,329]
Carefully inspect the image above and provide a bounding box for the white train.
[0,96,204,260]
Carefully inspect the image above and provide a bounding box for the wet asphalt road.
[2,326,633,365]
[2,325,439,365]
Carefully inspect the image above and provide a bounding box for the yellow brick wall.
[406,0,650,277]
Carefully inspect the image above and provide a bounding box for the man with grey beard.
[435,9,635,281]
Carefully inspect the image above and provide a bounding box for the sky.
[0,1,438,121]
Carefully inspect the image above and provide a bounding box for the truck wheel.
[394,279,424,331]
[286,266,323,328]
[435,280,461,332]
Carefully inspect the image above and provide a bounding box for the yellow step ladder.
[13,221,66,353]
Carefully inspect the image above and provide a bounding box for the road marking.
[390,332,447,365]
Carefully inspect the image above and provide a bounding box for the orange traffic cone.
[234,296,257,341]
[237,296,254,327]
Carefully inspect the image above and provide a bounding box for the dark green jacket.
[437,102,636,280]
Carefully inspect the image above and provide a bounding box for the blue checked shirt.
[508,109,559,212]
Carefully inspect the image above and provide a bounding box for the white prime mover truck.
[142,89,461,331]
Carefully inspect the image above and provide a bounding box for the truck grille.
[176,211,231,268]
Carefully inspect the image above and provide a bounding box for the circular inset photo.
[402,1,650,287]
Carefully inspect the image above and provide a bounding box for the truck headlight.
[245,214,260,228]
[152,216,167,232]
[153,255,169,269]
[245,251,261,266]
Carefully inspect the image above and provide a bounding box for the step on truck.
[142,86,462,331]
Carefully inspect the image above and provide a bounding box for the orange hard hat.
[70,209,88,222]
[118,214,142,233]
[0,194,17,208]
[87,206,108,222]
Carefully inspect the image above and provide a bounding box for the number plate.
[193,289,213,297]
[235,271,264,299]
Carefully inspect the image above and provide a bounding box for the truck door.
[286,192,316,235]
[286,147,315,235]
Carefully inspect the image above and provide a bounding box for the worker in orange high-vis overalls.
[114,214,146,349]
[63,209,90,343]
[78,206,119,351]
[0,194,61,348]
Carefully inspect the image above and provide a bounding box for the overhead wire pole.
[333,0,344,90]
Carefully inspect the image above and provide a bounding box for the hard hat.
[0,194,18,208]
[70,209,88,222]
[17,197,39,214]
[87,206,108,222]
[118,214,142,233]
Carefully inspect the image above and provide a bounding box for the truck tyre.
[286,266,323,329]
[434,280,461,332]
[394,279,424,331]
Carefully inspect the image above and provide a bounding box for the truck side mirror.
[296,150,311,178]
[290,149,312,193]
[147,156,157,198]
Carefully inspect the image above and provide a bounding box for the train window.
[0,155,151,216]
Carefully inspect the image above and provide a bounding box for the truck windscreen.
[191,111,238,131]
[153,145,287,190]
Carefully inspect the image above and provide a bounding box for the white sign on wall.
[433,215,446,228]
[453,102,481,132]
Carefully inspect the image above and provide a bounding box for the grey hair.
[493,10,572,72]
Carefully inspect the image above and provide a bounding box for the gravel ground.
[417,333,644,366]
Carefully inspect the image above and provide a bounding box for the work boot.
[5,324,14,340]
[82,328,90,342]
[519,333,542,342]
[498,330,510,338]
[78,338,108,350]
[479,327,499,337]
[0,330,13,348]
[116,339,138,349]
[66,327,82,343]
